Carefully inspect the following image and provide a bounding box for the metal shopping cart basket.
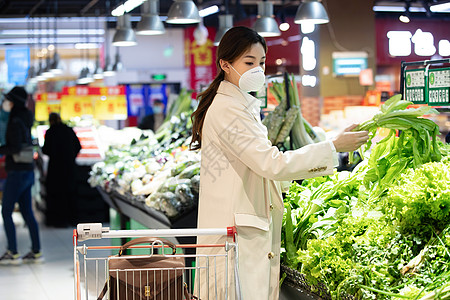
[73,223,240,300]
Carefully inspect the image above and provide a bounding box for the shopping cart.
[73,223,240,300]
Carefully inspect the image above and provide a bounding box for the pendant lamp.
[112,49,123,72]
[214,14,233,46]
[113,14,137,46]
[166,0,200,24]
[103,55,116,76]
[294,0,329,25]
[137,0,165,35]
[253,2,281,37]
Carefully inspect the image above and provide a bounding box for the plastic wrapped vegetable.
[145,192,162,210]
[171,160,197,177]
[159,192,182,218]
[274,106,299,145]
[175,184,194,204]
[190,175,200,194]
[266,97,287,144]
[157,178,191,193]
[178,163,200,179]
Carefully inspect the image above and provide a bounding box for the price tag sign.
[428,68,450,106]
[405,69,427,104]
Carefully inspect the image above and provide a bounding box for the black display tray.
[96,186,198,230]
[281,265,356,300]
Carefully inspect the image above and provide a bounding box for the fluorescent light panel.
[0,29,104,36]
[373,5,426,12]
[199,5,219,17]
[112,0,145,16]
[430,2,450,12]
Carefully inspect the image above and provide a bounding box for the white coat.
[196,80,335,299]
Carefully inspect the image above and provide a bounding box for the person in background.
[0,94,10,146]
[446,131,450,144]
[0,86,42,265]
[42,113,81,228]
[152,99,165,131]
[138,99,165,132]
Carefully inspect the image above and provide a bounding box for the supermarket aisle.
[0,207,75,300]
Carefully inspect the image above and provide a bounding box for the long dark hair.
[190,26,267,150]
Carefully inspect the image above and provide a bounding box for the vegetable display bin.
[281,265,356,300]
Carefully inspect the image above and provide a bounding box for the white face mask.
[230,65,266,92]
[2,100,12,113]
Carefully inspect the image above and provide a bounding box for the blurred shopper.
[0,86,42,265]
[0,94,10,146]
[138,99,165,132]
[152,99,165,131]
[42,113,81,227]
[190,27,369,299]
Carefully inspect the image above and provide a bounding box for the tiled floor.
[0,207,108,300]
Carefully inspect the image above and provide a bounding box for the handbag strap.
[119,237,176,256]
[97,281,108,300]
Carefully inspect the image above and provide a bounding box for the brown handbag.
[97,237,186,300]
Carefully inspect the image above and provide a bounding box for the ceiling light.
[373,5,426,12]
[253,2,281,37]
[42,56,54,77]
[111,0,145,16]
[214,14,233,46]
[93,59,104,79]
[112,14,137,46]
[294,0,329,25]
[399,1,411,23]
[113,51,123,72]
[136,0,165,35]
[26,66,36,81]
[399,14,410,23]
[279,22,290,31]
[103,56,116,77]
[77,67,94,85]
[430,2,450,12]
[50,52,63,74]
[166,0,201,24]
[74,43,100,49]
[199,5,219,17]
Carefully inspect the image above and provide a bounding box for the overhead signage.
[35,93,61,121]
[404,67,450,106]
[332,51,368,77]
[151,74,167,81]
[405,69,427,104]
[6,48,30,85]
[428,68,450,106]
[59,86,127,120]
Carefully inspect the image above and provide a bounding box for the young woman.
[191,27,369,299]
[0,86,42,265]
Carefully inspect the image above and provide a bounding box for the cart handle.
[76,223,237,242]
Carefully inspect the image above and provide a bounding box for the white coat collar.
[217,80,262,121]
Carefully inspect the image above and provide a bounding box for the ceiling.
[0,0,447,19]
[0,0,448,50]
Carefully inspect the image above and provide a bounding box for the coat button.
[268,252,275,259]
[269,204,274,210]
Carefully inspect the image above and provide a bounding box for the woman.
[0,86,42,264]
[191,27,369,299]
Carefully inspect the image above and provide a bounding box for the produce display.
[87,74,449,299]
[88,89,200,220]
[281,95,450,299]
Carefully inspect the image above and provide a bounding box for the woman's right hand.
[332,124,369,153]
